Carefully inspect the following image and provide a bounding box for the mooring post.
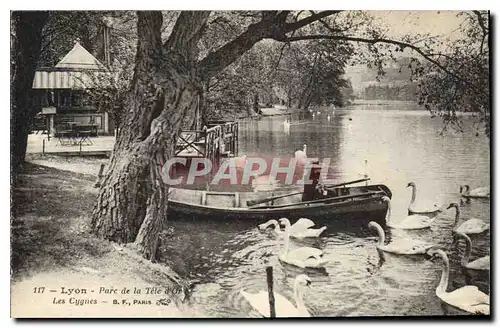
[364,160,369,186]
[266,266,276,318]
[42,138,45,155]
[94,163,105,188]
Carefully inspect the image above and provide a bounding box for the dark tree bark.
[11,11,48,177]
[91,11,210,260]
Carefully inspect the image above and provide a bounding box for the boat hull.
[167,184,391,227]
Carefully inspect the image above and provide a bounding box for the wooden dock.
[175,120,239,164]
[27,120,239,164]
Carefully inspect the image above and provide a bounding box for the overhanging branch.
[198,11,340,80]
[283,11,341,33]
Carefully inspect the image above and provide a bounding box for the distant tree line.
[360,83,419,101]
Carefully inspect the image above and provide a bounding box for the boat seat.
[201,191,240,208]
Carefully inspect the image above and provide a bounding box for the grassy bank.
[11,158,197,318]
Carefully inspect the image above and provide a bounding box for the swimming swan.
[368,221,434,255]
[406,182,441,215]
[455,232,490,271]
[258,218,327,239]
[294,144,307,166]
[283,118,291,133]
[240,274,311,317]
[460,185,489,199]
[382,196,434,230]
[251,174,278,192]
[230,155,247,171]
[278,218,328,268]
[447,203,489,234]
[258,219,282,234]
[427,248,489,315]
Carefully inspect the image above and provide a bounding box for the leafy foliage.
[415,11,490,137]
[30,10,491,137]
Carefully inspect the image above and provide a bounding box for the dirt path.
[11,161,199,318]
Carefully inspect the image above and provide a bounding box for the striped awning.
[32,70,99,89]
[33,42,108,89]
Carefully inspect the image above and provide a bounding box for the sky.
[344,10,467,91]
[369,10,464,40]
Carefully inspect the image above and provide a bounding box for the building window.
[59,90,71,107]
[71,92,82,107]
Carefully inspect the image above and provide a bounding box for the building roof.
[55,41,106,70]
[33,42,108,89]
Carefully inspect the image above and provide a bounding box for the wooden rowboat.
[167,184,392,226]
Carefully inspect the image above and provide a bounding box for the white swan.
[258,219,282,234]
[447,203,489,234]
[406,182,442,215]
[258,218,327,239]
[368,221,434,255]
[455,232,490,271]
[427,248,489,315]
[283,118,291,133]
[382,196,434,230]
[230,154,247,171]
[460,185,489,199]
[240,274,311,317]
[294,144,307,166]
[278,218,328,268]
[251,173,278,192]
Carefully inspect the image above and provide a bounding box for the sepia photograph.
[10,8,490,319]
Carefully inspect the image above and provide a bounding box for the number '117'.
[33,287,45,293]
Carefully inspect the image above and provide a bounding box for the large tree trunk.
[11,11,48,177]
[91,11,209,260]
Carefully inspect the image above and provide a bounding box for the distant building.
[31,41,114,135]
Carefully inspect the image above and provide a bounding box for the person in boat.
[302,162,324,202]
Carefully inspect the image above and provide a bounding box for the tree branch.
[473,10,488,54]
[283,11,341,33]
[198,11,340,80]
[163,11,211,55]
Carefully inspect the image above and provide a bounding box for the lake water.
[160,103,490,317]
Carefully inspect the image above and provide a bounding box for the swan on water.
[240,274,311,317]
[294,144,307,166]
[278,218,328,268]
[251,173,278,192]
[455,232,490,271]
[283,118,291,132]
[294,144,307,158]
[230,154,247,171]
[258,219,282,234]
[427,248,489,315]
[447,203,489,234]
[258,218,327,239]
[368,221,435,255]
[381,196,435,230]
[460,185,490,199]
[406,182,442,215]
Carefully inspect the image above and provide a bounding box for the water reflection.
[162,105,490,317]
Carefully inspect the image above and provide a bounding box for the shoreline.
[11,159,198,318]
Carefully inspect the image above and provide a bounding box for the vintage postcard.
[10,10,490,318]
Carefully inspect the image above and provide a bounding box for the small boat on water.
[167,182,392,226]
